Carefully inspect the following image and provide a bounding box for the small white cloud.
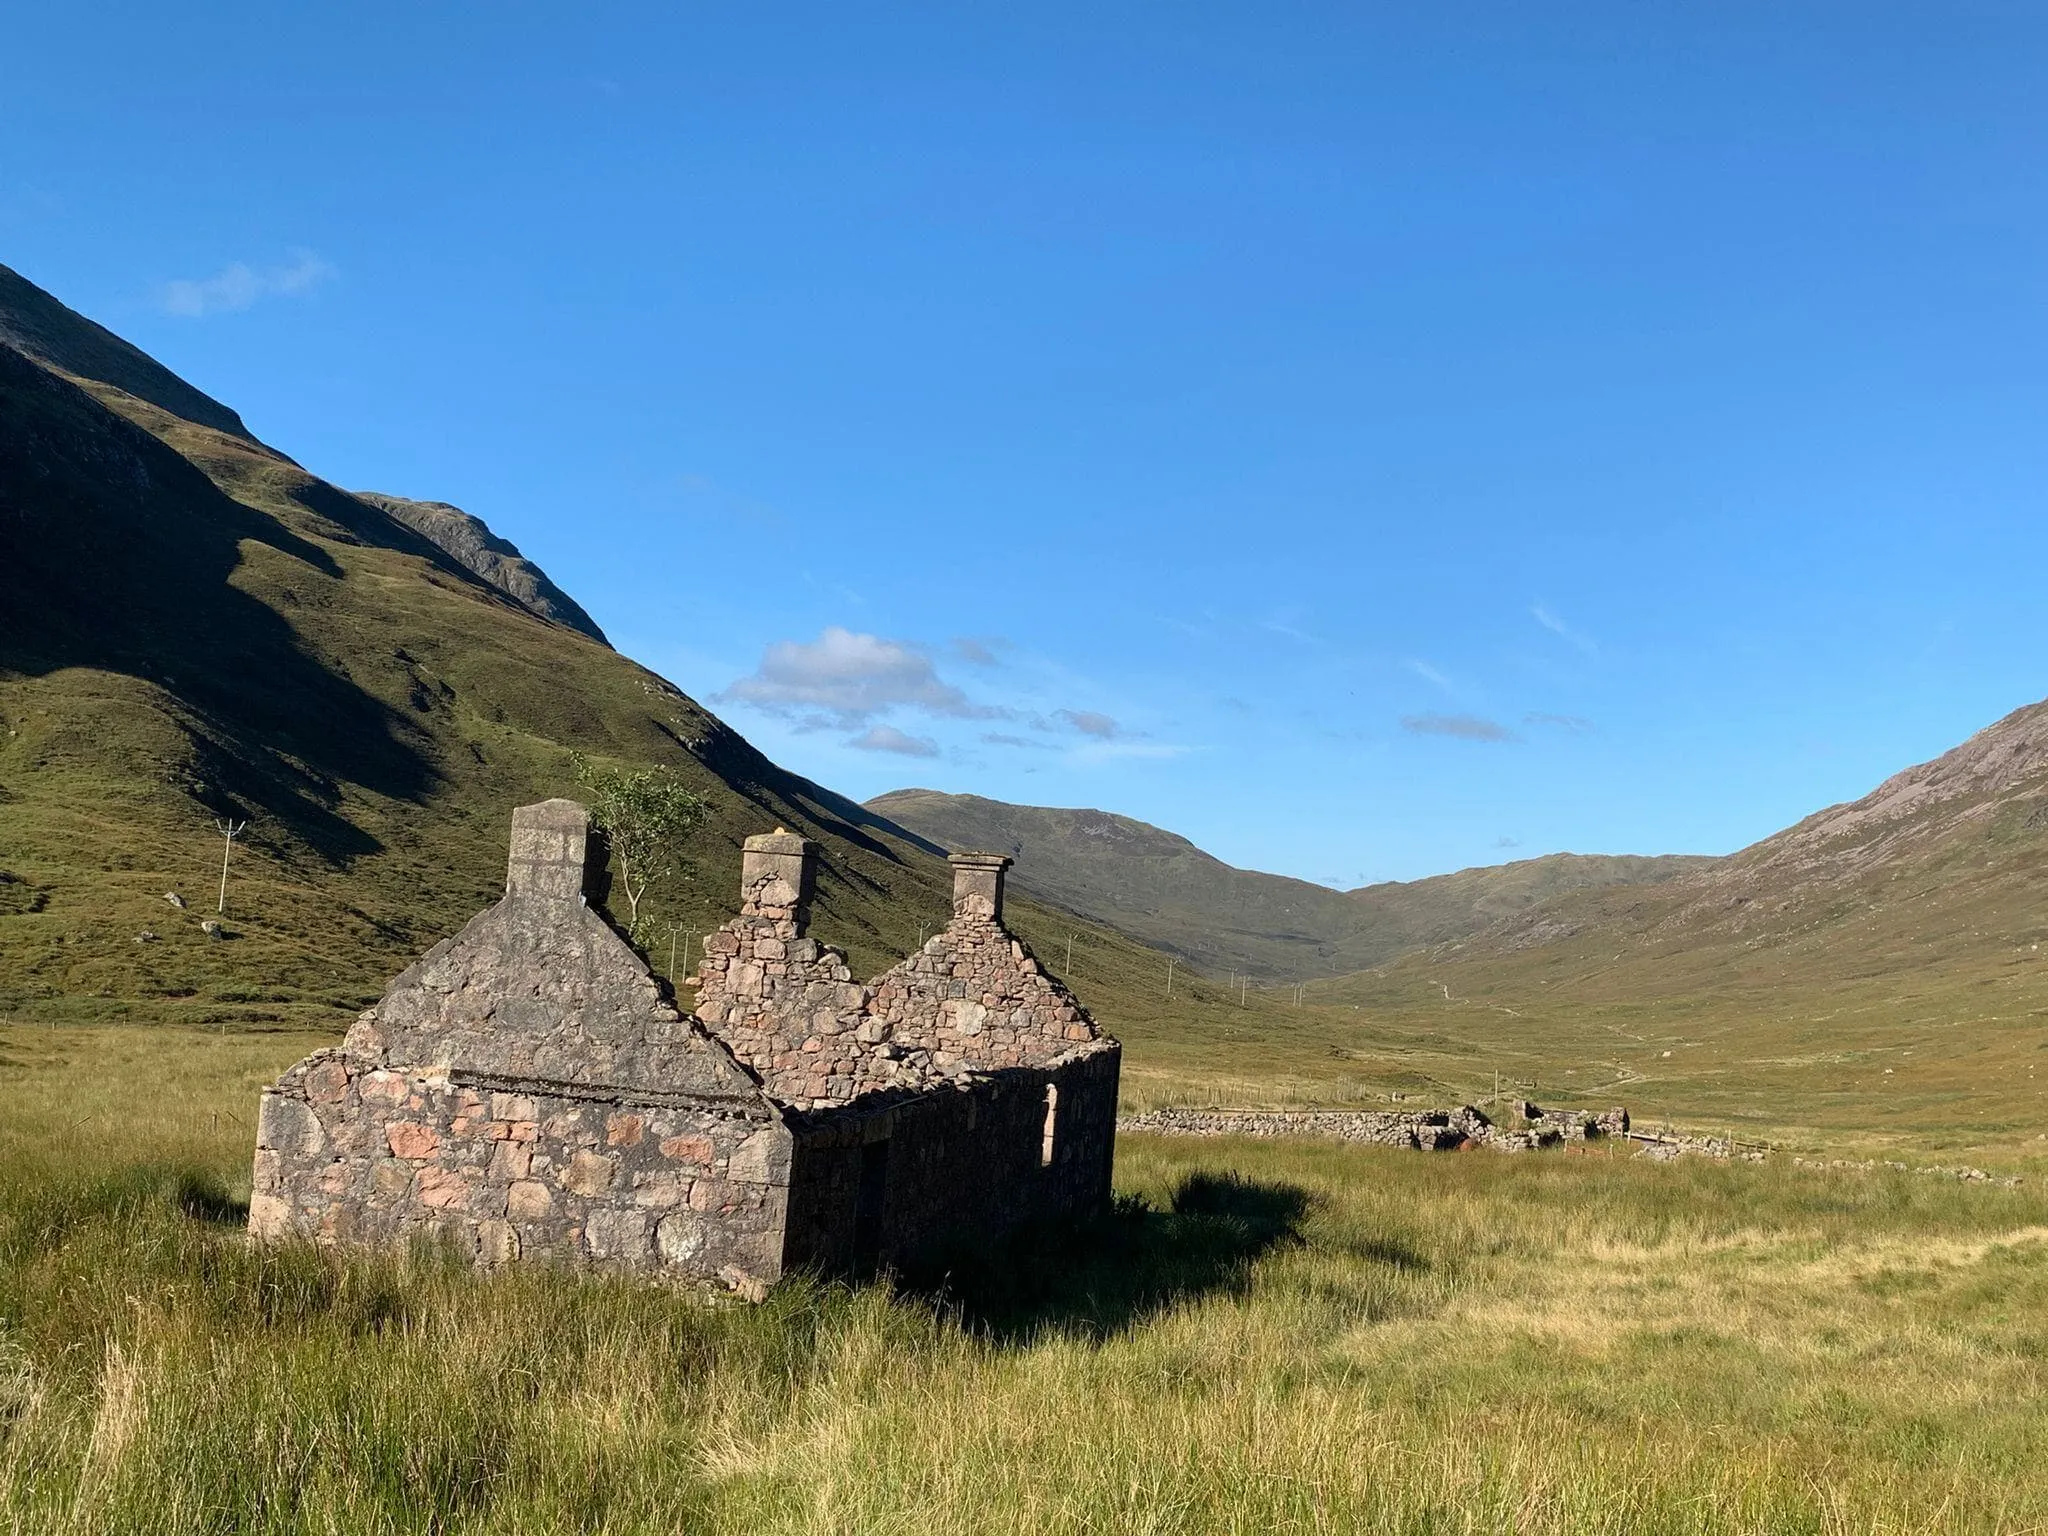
[159,249,335,318]
[722,627,998,726]
[1055,708,1119,739]
[848,725,939,757]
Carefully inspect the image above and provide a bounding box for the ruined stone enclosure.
[251,800,1121,1295]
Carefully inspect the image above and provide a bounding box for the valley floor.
[5,1025,2048,1533]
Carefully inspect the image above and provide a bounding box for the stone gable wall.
[690,869,882,1108]
[352,897,762,1102]
[866,910,1100,1072]
[252,800,790,1294]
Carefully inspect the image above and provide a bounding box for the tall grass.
[6,1107,2048,1531]
[5,1023,2048,1532]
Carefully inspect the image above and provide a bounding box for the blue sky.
[9,3,2048,885]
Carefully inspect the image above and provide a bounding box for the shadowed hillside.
[868,788,1710,980]
[0,264,1220,1046]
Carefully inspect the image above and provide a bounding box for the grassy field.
[1094,915,2048,1168]
[7,1024,2048,1533]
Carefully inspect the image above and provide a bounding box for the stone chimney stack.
[506,799,590,902]
[948,852,1012,924]
[741,829,816,926]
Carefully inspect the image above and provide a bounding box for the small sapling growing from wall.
[573,756,707,941]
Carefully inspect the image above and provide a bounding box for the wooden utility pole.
[215,818,248,915]
[1165,956,1177,998]
[1065,932,1074,973]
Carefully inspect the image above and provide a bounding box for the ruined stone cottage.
[250,800,1121,1295]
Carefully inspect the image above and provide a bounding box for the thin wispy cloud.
[1071,740,1189,763]
[721,627,998,727]
[159,249,335,318]
[848,725,939,757]
[951,637,1002,667]
[982,732,1054,751]
[1406,659,1454,693]
[1531,604,1597,655]
[1525,711,1595,733]
[1400,712,1518,742]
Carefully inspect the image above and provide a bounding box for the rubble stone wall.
[251,1048,790,1293]
[691,866,879,1106]
[866,910,1101,1071]
[693,840,1119,1109]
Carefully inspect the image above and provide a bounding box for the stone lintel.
[741,829,816,925]
[948,851,1012,923]
[506,799,590,902]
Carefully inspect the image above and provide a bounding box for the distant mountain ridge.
[866,788,1711,980]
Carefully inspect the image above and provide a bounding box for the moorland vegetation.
[10,261,2048,1531]
[5,1028,2048,1533]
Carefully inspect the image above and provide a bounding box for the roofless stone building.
[249,800,1120,1296]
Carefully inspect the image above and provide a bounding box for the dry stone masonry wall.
[253,805,1122,1292]
[1118,1100,1632,1154]
[692,843,1116,1113]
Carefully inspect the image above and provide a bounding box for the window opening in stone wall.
[853,1138,890,1268]
[1040,1083,1059,1168]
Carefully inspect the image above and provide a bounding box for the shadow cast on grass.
[908,1171,1316,1345]
[176,1170,250,1227]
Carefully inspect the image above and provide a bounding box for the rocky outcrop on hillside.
[1727,700,2048,883]
[356,492,610,646]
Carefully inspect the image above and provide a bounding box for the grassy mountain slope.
[0,264,1237,1057]
[1278,698,2048,1149]
[868,788,1709,980]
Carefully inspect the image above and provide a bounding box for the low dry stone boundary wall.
[1117,1101,1630,1154]
[1792,1155,2022,1188]
[1121,1109,2031,1185]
